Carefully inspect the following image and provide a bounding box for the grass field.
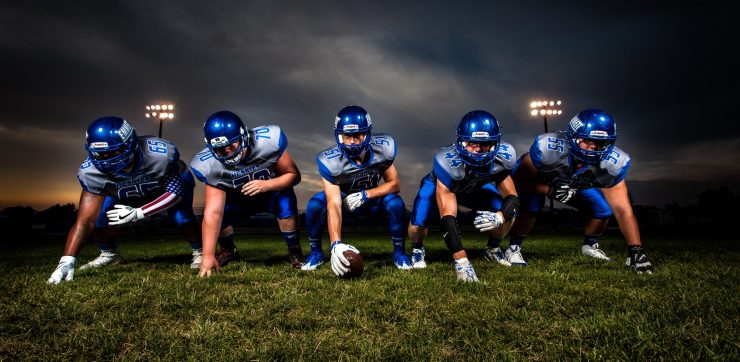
[0,230,738,360]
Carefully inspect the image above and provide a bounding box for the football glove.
[343,191,368,212]
[330,241,360,277]
[548,184,576,203]
[473,211,504,232]
[47,256,76,284]
[626,246,654,274]
[106,204,145,225]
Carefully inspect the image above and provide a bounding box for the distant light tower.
[529,99,563,133]
[530,99,563,216]
[145,103,175,138]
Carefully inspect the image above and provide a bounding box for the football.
[341,250,364,279]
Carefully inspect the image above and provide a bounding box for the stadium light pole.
[145,103,175,138]
[530,99,563,217]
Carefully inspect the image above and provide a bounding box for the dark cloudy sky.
[1,1,738,210]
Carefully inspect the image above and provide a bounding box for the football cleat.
[300,252,325,271]
[411,247,427,269]
[394,253,413,270]
[288,246,303,269]
[79,250,122,270]
[190,248,203,269]
[581,243,612,261]
[216,247,240,267]
[505,245,528,267]
[483,247,512,266]
[454,258,480,283]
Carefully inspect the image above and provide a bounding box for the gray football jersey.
[316,133,396,194]
[431,141,516,194]
[77,136,181,199]
[190,125,287,194]
[529,132,631,189]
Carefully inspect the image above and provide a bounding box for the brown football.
[341,250,364,279]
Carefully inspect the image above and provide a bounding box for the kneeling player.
[303,105,412,275]
[190,111,303,277]
[48,117,202,284]
[508,109,653,273]
[407,110,518,282]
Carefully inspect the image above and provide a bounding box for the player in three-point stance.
[190,111,303,277]
[303,105,412,276]
[507,109,654,273]
[48,117,202,284]
[407,110,519,282]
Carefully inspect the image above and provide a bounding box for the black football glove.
[626,246,654,274]
[548,184,576,203]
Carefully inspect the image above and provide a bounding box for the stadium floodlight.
[145,103,175,138]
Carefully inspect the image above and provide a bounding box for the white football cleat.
[190,248,203,269]
[454,258,480,283]
[505,245,528,267]
[581,243,612,261]
[411,247,427,269]
[483,247,512,266]
[79,250,122,270]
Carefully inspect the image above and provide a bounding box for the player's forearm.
[267,172,300,191]
[615,209,642,246]
[201,213,222,256]
[140,191,181,217]
[366,180,399,199]
[326,201,343,242]
[62,220,94,256]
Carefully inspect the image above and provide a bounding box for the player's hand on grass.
[107,205,145,225]
[241,180,271,197]
[548,184,576,203]
[198,255,220,277]
[473,211,504,232]
[330,241,359,276]
[626,246,654,274]
[47,256,76,284]
[343,191,368,212]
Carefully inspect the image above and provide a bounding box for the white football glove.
[330,241,360,277]
[343,191,368,212]
[47,256,76,284]
[106,204,145,225]
[473,211,504,232]
[548,184,576,203]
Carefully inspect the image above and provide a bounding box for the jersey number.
[444,152,464,168]
[232,169,271,188]
[324,148,342,160]
[118,181,160,199]
[254,127,270,140]
[147,140,168,154]
[547,137,564,152]
[349,174,381,193]
[497,144,512,161]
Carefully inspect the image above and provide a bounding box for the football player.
[47,117,202,284]
[407,110,519,282]
[190,111,303,277]
[508,109,653,273]
[302,105,412,276]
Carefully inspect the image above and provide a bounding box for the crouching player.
[48,117,202,284]
[508,109,654,273]
[190,111,303,277]
[303,105,412,276]
[407,110,519,282]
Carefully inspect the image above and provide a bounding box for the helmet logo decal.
[569,117,584,132]
[342,124,359,132]
[471,131,489,138]
[210,136,230,147]
[90,142,108,149]
[117,120,134,141]
[589,130,608,138]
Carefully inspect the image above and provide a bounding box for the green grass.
[1,231,738,360]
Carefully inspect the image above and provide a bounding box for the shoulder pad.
[531,133,567,170]
[369,133,396,161]
[433,145,466,189]
[76,158,106,194]
[316,145,345,182]
[249,125,287,159]
[496,141,517,171]
[189,148,221,185]
[600,146,631,182]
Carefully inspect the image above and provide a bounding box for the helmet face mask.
[203,111,249,166]
[85,117,138,174]
[567,109,617,164]
[334,105,372,158]
[455,110,501,167]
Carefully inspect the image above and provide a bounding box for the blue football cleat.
[394,253,413,270]
[300,251,325,271]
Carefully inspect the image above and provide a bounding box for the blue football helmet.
[456,110,501,167]
[85,116,138,174]
[203,111,249,166]
[334,105,372,158]
[567,109,617,164]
